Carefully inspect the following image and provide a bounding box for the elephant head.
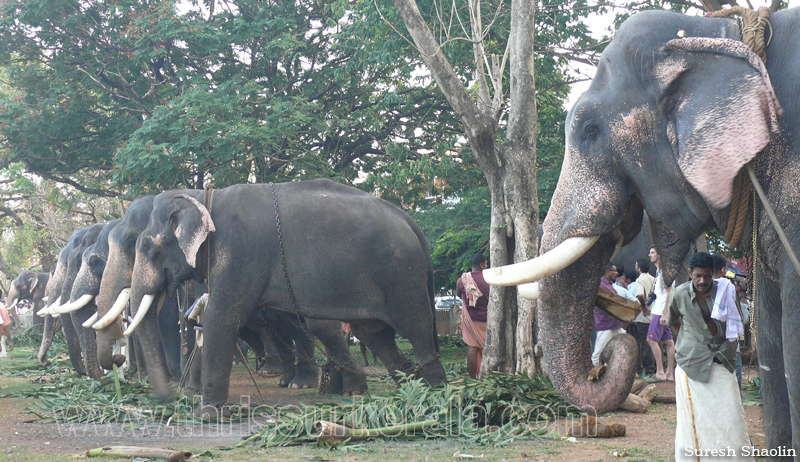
[93,196,154,372]
[67,219,121,320]
[126,191,213,400]
[486,11,781,413]
[7,270,48,315]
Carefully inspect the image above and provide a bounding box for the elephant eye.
[584,124,599,141]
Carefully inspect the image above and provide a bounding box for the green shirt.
[664,280,738,383]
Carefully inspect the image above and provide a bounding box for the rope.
[708,6,771,63]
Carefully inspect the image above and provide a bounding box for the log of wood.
[618,392,651,413]
[566,416,626,438]
[651,394,677,404]
[595,288,641,323]
[85,446,191,460]
[630,379,648,395]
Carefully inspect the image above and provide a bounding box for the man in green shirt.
[665,252,752,461]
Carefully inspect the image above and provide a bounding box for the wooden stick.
[85,446,192,460]
[237,342,264,401]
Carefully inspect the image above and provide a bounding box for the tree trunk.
[391,0,542,376]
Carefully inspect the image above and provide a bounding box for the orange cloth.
[461,301,486,350]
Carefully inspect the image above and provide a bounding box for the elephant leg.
[60,313,87,376]
[309,319,367,396]
[386,308,447,386]
[780,261,800,458]
[258,330,284,374]
[157,295,182,381]
[271,326,298,387]
[186,345,203,395]
[71,306,103,379]
[352,324,415,381]
[285,320,319,389]
[758,272,792,453]
[37,315,60,367]
[195,306,240,418]
[132,305,172,401]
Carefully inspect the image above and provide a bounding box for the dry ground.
[0,345,766,462]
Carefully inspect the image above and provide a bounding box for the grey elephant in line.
[38,227,89,372]
[487,8,800,457]
[49,222,106,378]
[125,180,445,414]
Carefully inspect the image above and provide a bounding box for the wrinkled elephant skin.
[128,180,445,408]
[533,9,800,457]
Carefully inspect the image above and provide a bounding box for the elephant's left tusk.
[123,294,154,336]
[52,294,94,314]
[518,282,539,301]
[483,236,600,286]
[82,313,99,328]
[10,298,18,310]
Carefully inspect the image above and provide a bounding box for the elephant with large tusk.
[487,8,800,457]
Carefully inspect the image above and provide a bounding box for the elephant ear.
[660,37,781,209]
[169,194,216,268]
[27,274,39,292]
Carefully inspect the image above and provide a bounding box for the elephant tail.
[427,265,439,353]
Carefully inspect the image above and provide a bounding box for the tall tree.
[388,0,601,375]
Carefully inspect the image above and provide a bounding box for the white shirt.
[651,268,669,317]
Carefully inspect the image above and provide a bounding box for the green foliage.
[240,372,580,448]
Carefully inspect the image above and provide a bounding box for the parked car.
[435,298,459,310]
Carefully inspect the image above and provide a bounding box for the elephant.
[90,195,183,382]
[38,227,88,371]
[6,270,49,330]
[485,8,800,457]
[125,179,445,412]
[49,222,106,378]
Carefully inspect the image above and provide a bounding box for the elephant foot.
[319,364,343,395]
[193,404,233,421]
[415,356,448,387]
[278,367,296,388]
[257,355,283,375]
[287,361,319,389]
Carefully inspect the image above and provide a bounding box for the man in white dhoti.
[664,252,753,461]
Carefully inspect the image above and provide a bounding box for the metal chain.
[268,183,356,376]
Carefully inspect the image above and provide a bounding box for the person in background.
[650,247,676,381]
[592,264,626,366]
[457,253,490,379]
[614,264,628,289]
[0,290,12,356]
[712,254,746,395]
[632,258,656,376]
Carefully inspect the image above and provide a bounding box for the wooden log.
[630,379,648,395]
[85,446,192,460]
[596,288,641,323]
[566,416,626,438]
[618,392,651,413]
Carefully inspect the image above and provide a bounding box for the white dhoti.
[675,364,753,461]
[592,328,625,366]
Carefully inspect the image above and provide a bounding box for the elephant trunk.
[130,288,172,400]
[538,233,637,414]
[73,306,104,379]
[37,315,59,367]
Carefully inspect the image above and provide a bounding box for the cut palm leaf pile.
[238,372,582,448]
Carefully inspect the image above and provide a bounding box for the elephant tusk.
[38,297,61,317]
[93,288,130,330]
[123,293,155,336]
[518,282,539,301]
[82,312,99,328]
[483,236,600,286]
[52,294,94,314]
[42,296,50,303]
[10,298,18,310]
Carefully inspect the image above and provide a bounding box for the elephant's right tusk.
[52,294,94,314]
[123,293,154,336]
[82,312,99,328]
[93,288,130,330]
[10,298,18,310]
[38,297,61,317]
[518,282,539,301]
[483,236,600,286]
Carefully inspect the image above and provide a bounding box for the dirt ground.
[0,351,766,462]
